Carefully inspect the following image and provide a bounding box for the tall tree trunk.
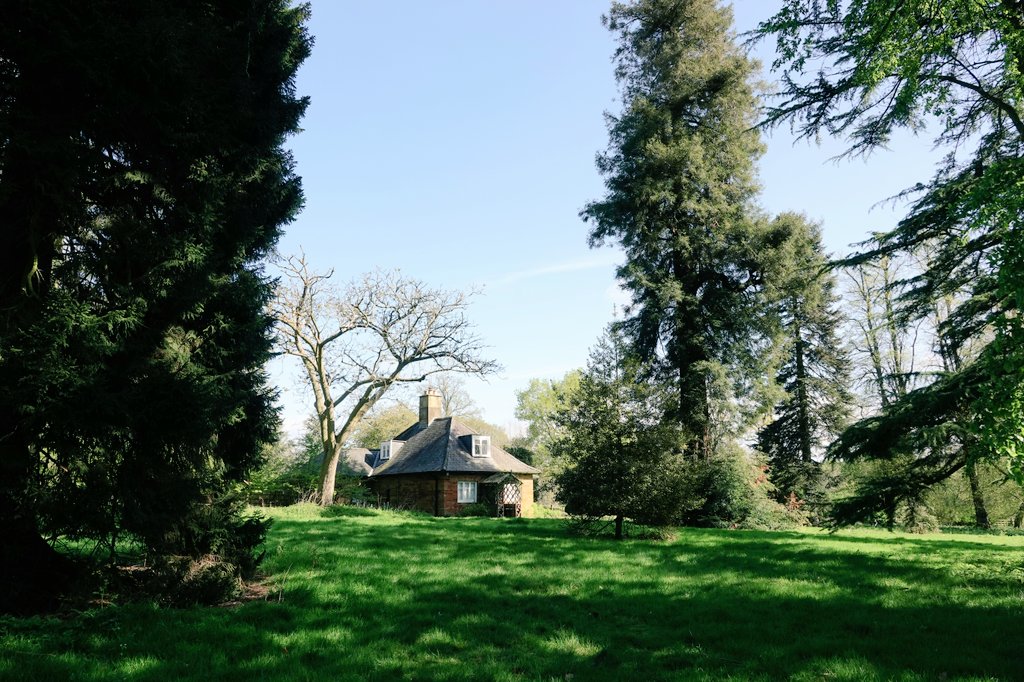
[965,460,990,528]
[854,267,889,407]
[318,444,340,506]
[614,514,623,540]
[0,137,76,614]
[670,246,713,460]
[793,319,813,464]
[884,494,896,531]
[317,394,378,505]
[0,412,76,614]
[880,257,910,398]
[316,402,339,505]
[933,297,987,527]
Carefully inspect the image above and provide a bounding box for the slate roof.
[338,448,375,476]
[363,417,540,478]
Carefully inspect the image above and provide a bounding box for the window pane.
[457,481,477,503]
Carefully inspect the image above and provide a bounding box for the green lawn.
[2,505,1023,681]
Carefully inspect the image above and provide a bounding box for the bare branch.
[268,256,500,504]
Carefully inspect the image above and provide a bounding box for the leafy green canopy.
[583,0,772,456]
[0,0,310,612]
[758,0,1024,486]
[514,371,581,456]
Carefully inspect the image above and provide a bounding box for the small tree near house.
[270,253,498,505]
[553,332,688,539]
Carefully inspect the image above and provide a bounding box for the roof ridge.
[366,415,539,477]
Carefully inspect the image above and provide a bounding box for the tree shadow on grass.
[676,527,1024,555]
[2,515,1022,681]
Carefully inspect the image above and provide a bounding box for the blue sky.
[270,1,943,436]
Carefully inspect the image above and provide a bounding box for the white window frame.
[457,481,477,504]
[471,435,491,458]
[378,440,403,461]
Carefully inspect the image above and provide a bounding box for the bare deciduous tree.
[270,253,498,504]
[844,257,920,410]
[427,373,480,418]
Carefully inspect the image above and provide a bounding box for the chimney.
[419,388,442,428]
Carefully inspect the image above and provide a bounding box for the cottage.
[341,390,540,517]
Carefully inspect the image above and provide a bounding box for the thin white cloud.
[490,253,620,287]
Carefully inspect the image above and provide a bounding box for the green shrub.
[677,446,803,530]
[149,492,269,580]
[334,477,372,505]
[243,468,318,506]
[458,503,492,517]
[743,488,808,530]
[624,522,676,540]
[138,554,243,607]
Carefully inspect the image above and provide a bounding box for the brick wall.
[440,474,487,516]
[368,474,439,514]
[517,475,535,518]
[369,473,539,517]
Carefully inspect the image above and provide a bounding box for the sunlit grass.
[1,504,1022,680]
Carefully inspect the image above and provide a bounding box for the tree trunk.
[318,441,341,506]
[965,460,990,528]
[0,517,77,615]
[793,318,813,464]
[856,267,889,408]
[884,494,896,531]
[0,412,76,614]
[0,98,77,614]
[671,247,712,460]
[317,397,377,506]
[313,404,337,505]
[880,257,910,398]
[614,514,623,540]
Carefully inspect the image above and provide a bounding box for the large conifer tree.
[757,214,851,505]
[758,0,1024,519]
[0,0,309,612]
[583,0,768,457]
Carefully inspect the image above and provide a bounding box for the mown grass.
[2,505,1023,681]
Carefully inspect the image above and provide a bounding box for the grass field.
[2,505,1023,681]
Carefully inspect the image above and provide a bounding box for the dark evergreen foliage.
[582,0,769,457]
[552,332,690,537]
[673,446,800,530]
[0,0,310,612]
[505,446,535,467]
[825,365,984,526]
[553,330,798,534]
[757,214,851,507]
[757,0,1024,520]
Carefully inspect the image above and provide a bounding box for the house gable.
[339,391,540,517]
[368,417,538,477]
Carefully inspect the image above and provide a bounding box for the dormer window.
[471,435,491,458]
[379,440,403,461]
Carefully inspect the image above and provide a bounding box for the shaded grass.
[2,504,1023,681]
